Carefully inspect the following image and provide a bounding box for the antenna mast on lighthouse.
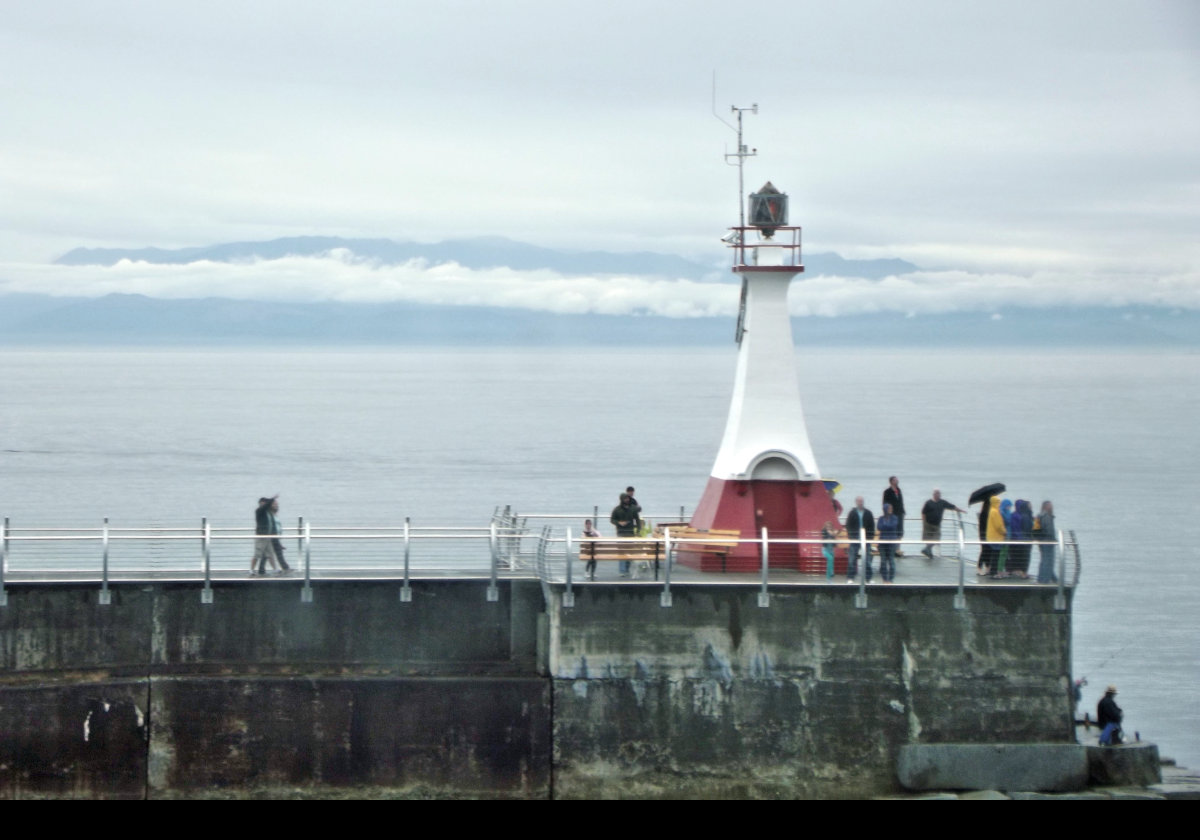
[715,102,758,344]
[716,102,758,231]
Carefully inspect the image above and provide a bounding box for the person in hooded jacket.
[991,498,1014,577]
[1008,499,1034,578]
[986,496,1008,579]
[999,498,1014,530]
[1035,501,1058,584]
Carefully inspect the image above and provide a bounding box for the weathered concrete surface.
[0,580,548,798]
[1087,743,1162,787]
[148,676,549,798]
[897,744,1088,792]
[151,580,541,674]
[1150,764,1200,799]
[549,585,1074,799]
[0,586,153,674]
[0,580,542,675]
[0,680,148,799]
[0,579,1076,798]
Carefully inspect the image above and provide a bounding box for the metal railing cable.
[530,525,1081,612]
[0,521,537,579]
[0,515,1079,615]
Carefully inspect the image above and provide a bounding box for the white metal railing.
[0,513,1078,611]
[539,522,1079,612]
[0,516,537,591]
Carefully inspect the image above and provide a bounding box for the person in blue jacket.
[876,503,901,583]
[1008,499,1034,578]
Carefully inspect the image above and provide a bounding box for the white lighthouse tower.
[688,118,839,571]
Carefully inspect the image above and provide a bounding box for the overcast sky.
[1,1,1197,315]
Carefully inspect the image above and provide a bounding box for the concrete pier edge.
[2,577,1185,799]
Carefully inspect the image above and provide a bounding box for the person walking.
[253,496,283,576]
[582,518,601,580]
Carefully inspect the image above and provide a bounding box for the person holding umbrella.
[969,483,1005,576]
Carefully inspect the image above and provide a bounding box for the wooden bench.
[663,526,742,572]
[576,538,665,580]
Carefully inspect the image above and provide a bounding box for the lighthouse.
[687,175,839,572]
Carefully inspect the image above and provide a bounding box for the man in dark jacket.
[1098,685,1123,745]
[610,493,639,577]
[845,496,876,583]
[882,476,906,556]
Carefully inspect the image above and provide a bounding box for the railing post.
[953,520,966,610]
[486,521,500,602]
[757,527,770,607]
[660,527,673,607]
[507,512,518,569]
[1054,530,1068,611]
[562,528,575,608]
[300,520,313,603]
[99,517,112,605]
[0,517,8,607]
[535,526,552,608]
[201,517,213,604]
[854,530,868,609]
[296,516,304,555]
[399,517,412,602]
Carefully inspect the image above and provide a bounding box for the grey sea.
[1,346,1197,769]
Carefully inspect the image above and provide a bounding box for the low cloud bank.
[3,250,1197,317]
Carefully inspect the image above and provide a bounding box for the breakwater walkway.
[0,513,1089,798]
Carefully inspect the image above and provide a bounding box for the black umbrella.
[968,482,1006,506]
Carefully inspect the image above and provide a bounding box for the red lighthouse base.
[686,477,842,573]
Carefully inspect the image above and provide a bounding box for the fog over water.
[1,346,1196,768]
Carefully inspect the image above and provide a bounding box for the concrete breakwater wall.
[0,580,1073,798]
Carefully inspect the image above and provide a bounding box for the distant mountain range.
[54,235,920,281]
[1,291,1195,347]
[0,235,1189,347]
